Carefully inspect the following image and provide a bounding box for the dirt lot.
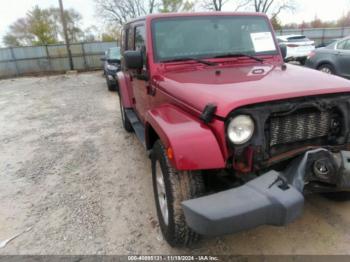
[1,71,350,255]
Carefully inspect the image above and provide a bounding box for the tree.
[3,18,34,46]
[3,34,22,47]
[270,15,282,30]
[337,11,350,27]
[26,6,58,45]
[201,0,228,11]
[49,8,84,43]
[94,0,158,26]
[252,0,295,17]
[159,0,194,12]
[2,6,84,47]
[94,0,194,25]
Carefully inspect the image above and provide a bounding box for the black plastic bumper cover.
[182,171,304,236]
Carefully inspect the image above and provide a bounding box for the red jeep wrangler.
[117,12,350,246]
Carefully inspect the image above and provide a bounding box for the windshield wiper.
[213,53,264,63]
[161,57,218,66]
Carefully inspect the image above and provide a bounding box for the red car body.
[118,12,350,171]
[117,12,350,244]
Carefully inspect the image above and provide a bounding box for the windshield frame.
[151,15,279,63]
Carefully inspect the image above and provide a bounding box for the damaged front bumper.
[182,149,350,236]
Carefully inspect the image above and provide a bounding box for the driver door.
[128,23,149,122]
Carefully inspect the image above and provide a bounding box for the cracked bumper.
[182,149,350,236]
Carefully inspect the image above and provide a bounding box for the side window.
[134,25,147,67]
[337,40,347,50]
[135,25,146,51]
[120,29,125,52]
[344,40,350,50]
[127,27,133,51]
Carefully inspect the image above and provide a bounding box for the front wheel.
[318,64,335,75]
[119,95,133,132]
[151,140,205,247]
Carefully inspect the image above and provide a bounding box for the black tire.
[322,192,350,202]
[106,75,117,91]
[119,95,133,132]
[151,140,205,247]
[298,57,307,65]
[318,64,335,75]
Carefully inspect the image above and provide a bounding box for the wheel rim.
[156,161,169,225]
[320,67,332,74]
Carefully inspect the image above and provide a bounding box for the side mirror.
[279,44,287,60]
[124,50,143,70]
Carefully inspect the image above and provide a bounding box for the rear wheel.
[298,57,307,65]
[119,95,133,132]
[151,140,205,247]
[318,64,335,75]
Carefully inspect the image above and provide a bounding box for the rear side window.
[286,36,310,42]
[125,26,133,51]
[120,29,126,52]
[135,25,146,51]
[337,40,350,50]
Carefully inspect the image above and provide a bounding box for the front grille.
[269,109,331,146]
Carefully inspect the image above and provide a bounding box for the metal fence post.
[45,45,53,72]
[322,28,326,46]
[82,42,88,70]
[9,47,20,76]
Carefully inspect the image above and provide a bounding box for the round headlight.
[227,115,254,145]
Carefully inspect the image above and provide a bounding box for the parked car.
[316,38,340,48]
[277,34,315,64]
[306,37,350,78]
[118,12,350,247]
[101,47,121,91]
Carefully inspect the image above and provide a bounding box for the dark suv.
[102,47,121,91]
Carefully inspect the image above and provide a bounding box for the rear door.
[335,39,350,78]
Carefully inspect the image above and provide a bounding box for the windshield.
[108,47,121,60]
[152,16,278,62]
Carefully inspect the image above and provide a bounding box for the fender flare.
[117,72,133,108]
[145,104,225,171]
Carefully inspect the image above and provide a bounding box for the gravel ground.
[1,71,350,255]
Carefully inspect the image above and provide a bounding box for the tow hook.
[313,158,332,180]
[283,149,350,192]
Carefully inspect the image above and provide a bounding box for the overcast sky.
[0,0,350,46]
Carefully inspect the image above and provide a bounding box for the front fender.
[145,104,225,170]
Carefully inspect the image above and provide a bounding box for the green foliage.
[270,16,282,30]
[27,6,57,45]
[3,5,83,47]
[101,34,115,42]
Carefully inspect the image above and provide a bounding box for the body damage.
[118,12,350,242]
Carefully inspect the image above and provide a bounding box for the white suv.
[277,35,315,65]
